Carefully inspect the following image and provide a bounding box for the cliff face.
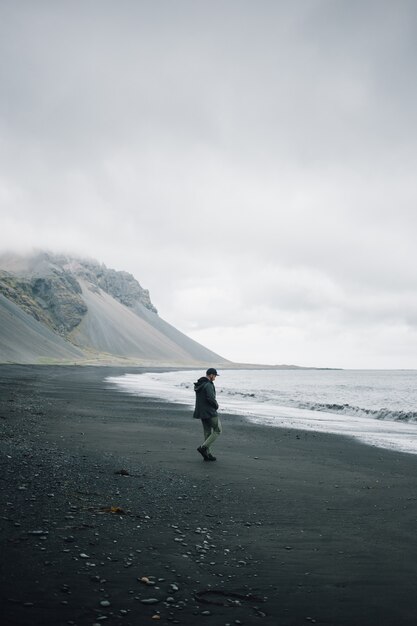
[0,253,158,337]
[0,270,87,336]
[62,258,157,314]
[0,252,226,365]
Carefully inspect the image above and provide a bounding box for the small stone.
[100,600,111,607]
[141,598,159,604]
[201,610,211,615]
[79,553,89,558]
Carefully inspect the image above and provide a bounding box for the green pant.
[201,415,222,452]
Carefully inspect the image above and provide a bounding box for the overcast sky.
[1,0,417,368]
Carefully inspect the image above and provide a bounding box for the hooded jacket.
[193,376,219,420]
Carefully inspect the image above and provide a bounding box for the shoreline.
[2,364,417,625]
[107,369,417,458]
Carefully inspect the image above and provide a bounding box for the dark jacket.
[193,377,219,420]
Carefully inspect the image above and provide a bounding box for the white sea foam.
[106,369,417,455]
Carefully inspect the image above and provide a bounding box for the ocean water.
[107,369,417,455]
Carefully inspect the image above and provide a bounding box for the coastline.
[2,364,417,625]
[108,368,417,456]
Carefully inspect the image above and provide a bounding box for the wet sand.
[2,364,417,626]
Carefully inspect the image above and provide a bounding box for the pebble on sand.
[141,598,159,604]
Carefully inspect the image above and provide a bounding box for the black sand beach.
[2,365,417,626]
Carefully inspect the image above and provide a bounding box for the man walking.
[193,368,221,462]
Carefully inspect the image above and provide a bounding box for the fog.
[1,1,417,367]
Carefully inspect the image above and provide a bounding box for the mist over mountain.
[0,252,227,366]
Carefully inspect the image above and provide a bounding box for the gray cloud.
[1,0,417,367]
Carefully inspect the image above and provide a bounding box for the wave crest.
[297,401,417,423]
[218,390,417,423]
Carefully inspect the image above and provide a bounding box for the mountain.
[0,252,227,366]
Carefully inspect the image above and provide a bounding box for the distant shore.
[0,358,342,370]
[2,364,417,625]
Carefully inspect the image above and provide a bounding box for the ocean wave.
[296,401,417,423]
[210,388,417,423]
[178,381,417,424]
